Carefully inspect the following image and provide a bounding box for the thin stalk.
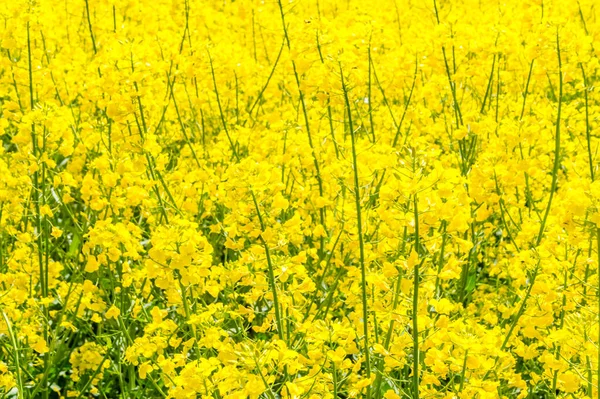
[433,0,463,128]
[459,349,469,393]
[480,54,496,114]
[373,228,409,398]
[518,60,536,218]
[597,229,600,399]
[316,31,339,158]
[535,32,562,247]
[434,222,447,299]
[2,311,24,399]
[208,50,284,346]
[208,50,240,161]
[551,267,568,396]
[207,45,286,351]
[248,38,286,117]
[580,50,596,399]
[520,60,535,120]
[484,32,562,383]
[251,193,285,343]
[84,0,97,54]
[333,363,338,398]
[581,64,594,181]
[412,194,420,399]
[367,35,375,142]
[28,21,49,399]
[169,77,201,167]
[252,354,277,399]
[391,58,418,147]
[495,54,501,123]
[276,0,326,261]
[582,57,600,399]
[583,241,593,396]
[177,279,199,354]
[482,261,539,382]
[75,350,111,399]
[341,65,371,399]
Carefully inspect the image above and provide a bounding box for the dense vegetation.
[0,0,599,398]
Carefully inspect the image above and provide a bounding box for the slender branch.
[341,64,372,399]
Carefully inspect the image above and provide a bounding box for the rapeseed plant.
[1,0,600,398]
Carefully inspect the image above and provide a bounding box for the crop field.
[0,0,599,398]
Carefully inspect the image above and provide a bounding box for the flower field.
[0,0,599,398]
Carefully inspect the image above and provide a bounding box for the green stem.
[581,64,594,181]
[433,222,447,299]
[459,349,469,393]
[276,0,326,260]
[251,193,285,344]
[433,0,463,129]
[84,0,97,54]
[597,229,600,399]
[1,310,24,399]
[341,64,371,399]
[208,50,240,161]
[483,35,560,372]
[535,31,562,247]
[367,35,375,142]
[412,195,420,399]
[27,21,49,399]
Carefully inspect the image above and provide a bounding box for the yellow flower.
[40,205,53,217]
[384,391,401,399]
[558,371,580,393]
[51,227,63,238]
[105,305,120,320]
[138,362,154,380]
[85,256,99,273]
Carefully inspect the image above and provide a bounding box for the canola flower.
[0,0,600,398]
